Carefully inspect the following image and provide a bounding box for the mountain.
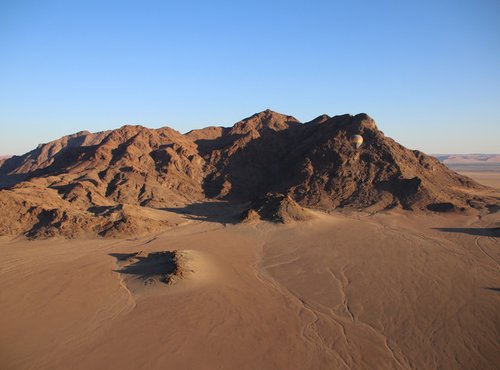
[0,155,12,166]
[0,110,496,238]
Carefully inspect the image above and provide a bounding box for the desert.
[2,2,499,368]
[0,111,498,370]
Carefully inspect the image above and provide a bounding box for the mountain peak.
[230,109,300,134]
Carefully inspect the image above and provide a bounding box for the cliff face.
[0,110,494,238]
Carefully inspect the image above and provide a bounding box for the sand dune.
[1,196,498,369]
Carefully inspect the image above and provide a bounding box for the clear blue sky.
[1,0,499,155]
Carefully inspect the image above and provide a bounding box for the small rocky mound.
[112,250,191,286]
[242,193,314,223]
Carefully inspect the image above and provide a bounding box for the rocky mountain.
[0,110,496,238]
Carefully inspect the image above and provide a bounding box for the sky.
[0,0,499,155]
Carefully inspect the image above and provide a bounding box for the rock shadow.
[485,287,500,293]
[110,251,179,284]
[434,227,500,237]
[162,201,246,225]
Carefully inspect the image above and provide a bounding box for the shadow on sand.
[162,201,247,225]
[434,227,500,237]
[485,287,500,293]
[110,251,177,281]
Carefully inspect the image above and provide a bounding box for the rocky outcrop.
[242,193,314,223]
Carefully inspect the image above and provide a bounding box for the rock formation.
[0,110,495,238]
[242,193,314,223]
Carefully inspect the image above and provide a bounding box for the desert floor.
[0,171,499,370]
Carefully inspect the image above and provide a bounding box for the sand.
[458,171,500,190]
[0,172,499,370]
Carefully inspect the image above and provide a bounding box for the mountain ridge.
[0,110,497,238]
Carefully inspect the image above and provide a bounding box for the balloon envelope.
[351,134,363,149]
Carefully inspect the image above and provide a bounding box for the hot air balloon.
[351,134,363,149]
